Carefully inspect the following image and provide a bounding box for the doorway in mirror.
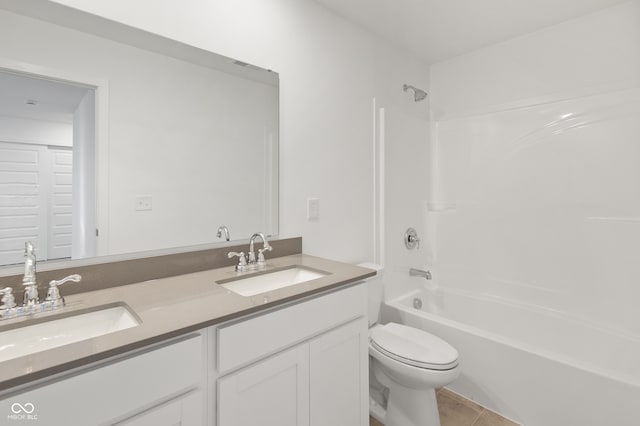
[0,70,96,267]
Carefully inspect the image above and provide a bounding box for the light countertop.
[0,254,374,391]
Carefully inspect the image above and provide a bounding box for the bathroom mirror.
[0,1,278,270]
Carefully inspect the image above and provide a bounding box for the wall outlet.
[307,198,319,221]
[135,196,152,211]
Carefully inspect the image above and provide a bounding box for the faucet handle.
[0,287,16,310]
[46,274,82,307]
[257,246,272,264]
[49,274,82,288]
[227,251,246,264]
[405,228,420,250]
[227,251,248,271]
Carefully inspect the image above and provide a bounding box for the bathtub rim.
[385,288,640,389]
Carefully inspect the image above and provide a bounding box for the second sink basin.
[217,266,329,296]
[0,304,140,363]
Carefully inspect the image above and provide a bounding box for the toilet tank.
[357,263,384,327]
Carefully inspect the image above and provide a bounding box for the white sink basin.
[217,266,328,296]
[0,304,140,362]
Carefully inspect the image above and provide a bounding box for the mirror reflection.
[0,5,279,268]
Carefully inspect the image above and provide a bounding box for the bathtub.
[381,288,640,426]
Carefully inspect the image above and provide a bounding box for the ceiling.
[313,0,630,63]
[0,70,89,123]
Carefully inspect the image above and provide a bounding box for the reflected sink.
[217,266,329,297]
[0,304,140,362]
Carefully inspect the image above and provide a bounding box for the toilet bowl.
[369,322,460,426]
[359,263,460,426]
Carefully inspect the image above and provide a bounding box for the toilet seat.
[370,323,458,370]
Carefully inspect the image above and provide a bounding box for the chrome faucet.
[217,225,230,241]
[409,268,432,280]
[227,233,273,272]
[0,241,82,320]
[22,241,38,306]
[248,233,272,268]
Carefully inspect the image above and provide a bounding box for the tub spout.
[409,268,432,280]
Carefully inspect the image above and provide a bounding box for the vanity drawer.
[1,333,204,425]
[217,282,366,374]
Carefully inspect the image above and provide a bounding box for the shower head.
[403,84,427,102]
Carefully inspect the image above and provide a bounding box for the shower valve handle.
[405,228,420,250]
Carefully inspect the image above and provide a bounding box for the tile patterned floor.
[369,388,520,426]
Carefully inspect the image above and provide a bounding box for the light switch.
[307,198,319,221]
[135,196,152,211]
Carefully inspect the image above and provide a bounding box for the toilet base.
[368,386,440,426]
[369,395,386,423]
[386,386,439,426]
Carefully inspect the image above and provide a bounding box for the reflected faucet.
[22,241,38,305]
[217,225,230,241]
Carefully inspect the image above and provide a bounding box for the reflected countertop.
[0,254,375,391]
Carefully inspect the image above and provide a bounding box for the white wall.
[430,1,640,334]
[372,42,432,298]
[42,0,430,263]
[0,116,71,147]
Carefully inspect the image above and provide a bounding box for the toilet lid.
[370,323,458,370]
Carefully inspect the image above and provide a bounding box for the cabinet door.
[309,318,369,426]
[218,345,309,426]
[116,390,202,426]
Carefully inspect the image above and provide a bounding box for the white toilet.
[360,263,460,426]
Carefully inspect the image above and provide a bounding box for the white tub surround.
[419,3,640,425]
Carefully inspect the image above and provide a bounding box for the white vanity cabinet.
[0,281,368,426]
[213,283,369,426]
[0,333,206,426]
